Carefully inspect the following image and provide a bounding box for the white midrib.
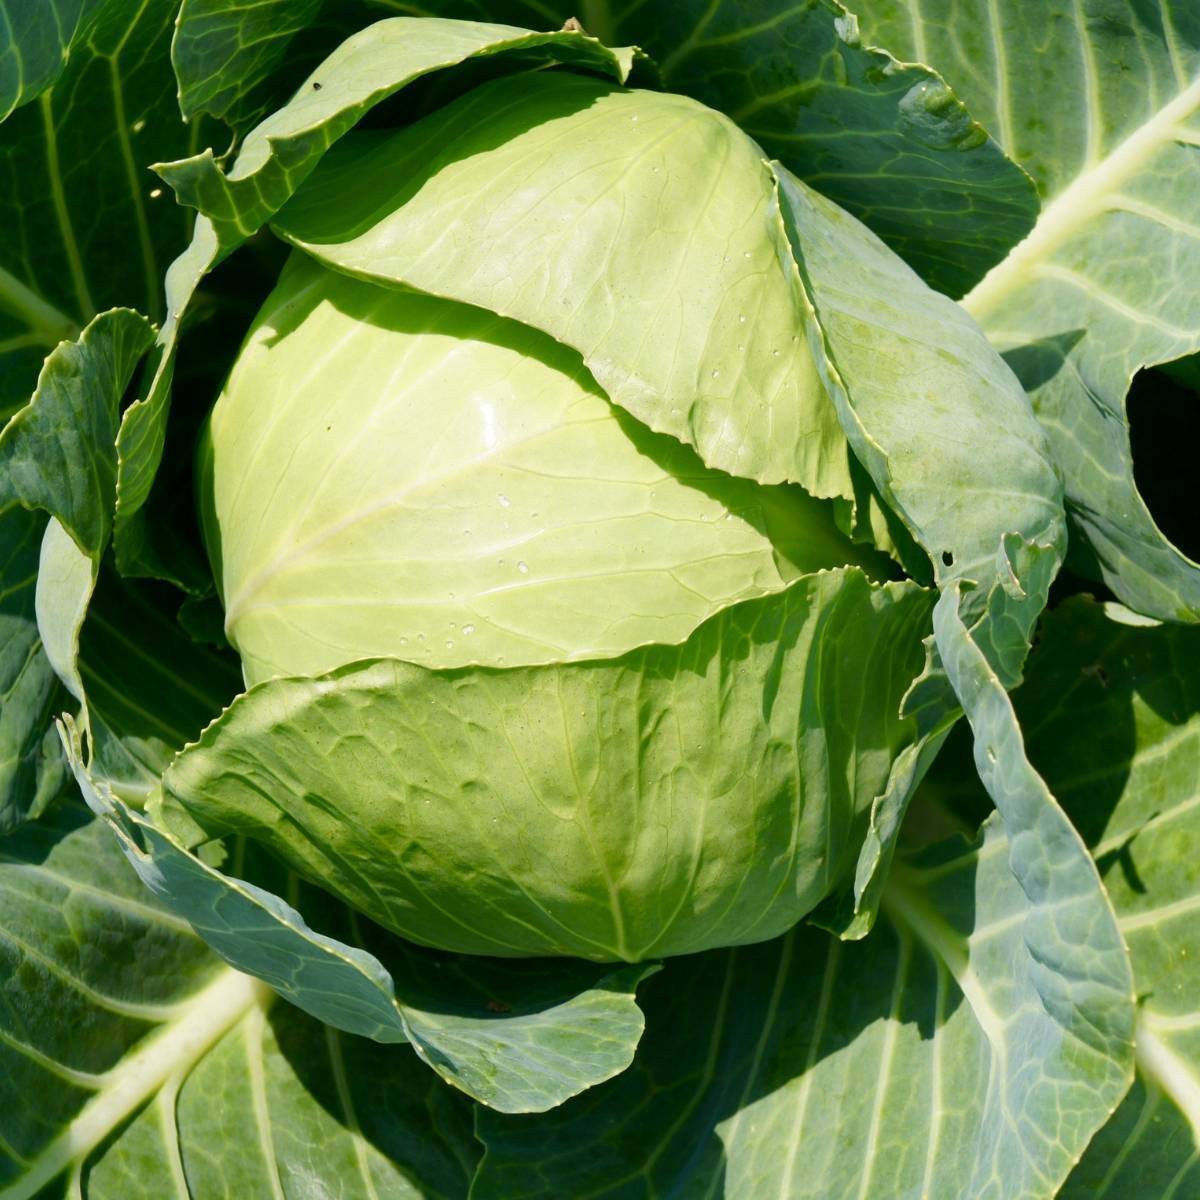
[1136,1021,1200,1144]
[0,968,272,1200]
[963,72,1200,320]
[881,870,1007,1050]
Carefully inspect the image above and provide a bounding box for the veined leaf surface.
[0,805,480,1198]
[475,807,1133,1198]
[860,0,1200,621]
[274,70,853,500]
[0,0,194,419]
[164,569,932,962]
[962,598,1200,1198]
[204,253,863,682]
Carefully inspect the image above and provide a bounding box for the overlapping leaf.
[171,0,1038,295]
[116,17,638,582]
[24,488,661,1115]
[163,568,932,961]
[859,0,1200,621]
[0,311,153,826]
[959,598,1200,1198]
[0,805,480,1198]
[475,805,1133,1198]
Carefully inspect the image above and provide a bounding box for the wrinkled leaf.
[164,568,932,961]
[930,598,1200,1198]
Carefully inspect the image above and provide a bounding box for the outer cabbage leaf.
[770,161,1066,935]
[922,598,1200,1198]
[773,166,1065,595]
[0,310,154,827]
[203,253,867,682]
[475,808,1133,1199]
[172,0,327,129]
[859,0,1200,621]
[474,556,1132,1198]
[31,517,658,1115]
[0,0,104,120]
[0,805,479,1198]
[273,70,853,500]
[164,568,932,962]
[0,504,65,831]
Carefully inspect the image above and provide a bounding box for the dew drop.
[399,636,409,645]
[497,558,506,567]
[462,624,476,635]
[743,250,752,258]
[498,493,511,507]
[449,621,457,630]
[517,561,530,574]
[417,633,426,642]
[711,368,721,379]
[739,314,747,323]
[772,349,781,357]
[445,639,455,650]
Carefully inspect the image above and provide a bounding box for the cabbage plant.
[0,3,1196,1198]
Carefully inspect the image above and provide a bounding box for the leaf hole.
[1128,362,1200,561]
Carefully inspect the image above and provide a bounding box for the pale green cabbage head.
[189,70,929,961]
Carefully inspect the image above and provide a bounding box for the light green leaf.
[155,17,633,259]
[773,164,1065,595]
[205,251,862,682]
[603,0,1039,297]
[860,1,1200,620]
[116,16,636,581]
[0,804,479,1198]
[939,597,1200,1198]
[770,159,1065,935]
[35,523,651,1114]
[237,0,1039,296]
[164,568,931,961]
[475,810,1133,1198]
[64,719,656,1114]
[274,69,852,501]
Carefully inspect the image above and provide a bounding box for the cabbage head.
[180,68,939,961]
